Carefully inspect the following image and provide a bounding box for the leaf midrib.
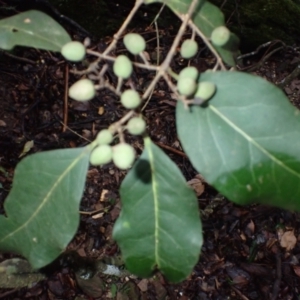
[209,104,300,179]
[145,137,161,267]
[0,149,88,244]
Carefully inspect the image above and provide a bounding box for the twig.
[34,0,92,38]
[141,4,164,111]
[0,49,36,64]
[271,253,282,300]
[277,64,300,89]
[187,20,226,70]
[63,63,69,132]
[0,289,18,299]
[142,0,200,100]
[58,120,91,142]
[243,47,284,73]
[230,286,250,300]
[155,142,187,157]
[237,40,284,61]
[79,208,104,215]
[103,0,144,56]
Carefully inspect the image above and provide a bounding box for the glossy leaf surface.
[0,147,91,269]
[113,137,202,283]
[177,71,300,211]
[0,10,71,51]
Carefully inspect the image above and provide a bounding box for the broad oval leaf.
[0,10,71,51]
[113,137,202,283]
[0,147,91,269]
[177,71,300,211]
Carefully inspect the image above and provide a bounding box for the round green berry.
[177,77,197,96]
[113,55,133,79]
[90,145,113,166]
[69,79,95,102]
[179,66,199,81]
[211,26,231,47]
[127,117,146,135]
[61,41,86,62]
[180,39,198,59]
[121,90,141,109]
[123,33,146,55]
[96,129,113,145]
[194,81,216,103]
[112,143,135,170]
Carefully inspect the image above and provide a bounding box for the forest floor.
[1,2,300,300]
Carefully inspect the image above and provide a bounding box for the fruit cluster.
[178,38,216,101]
[60,25,233,168]
[176,25,233,102]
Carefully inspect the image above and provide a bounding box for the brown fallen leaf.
[293,265,300,277]
[187,174,205,196]
[280,231,297,251]
[137,278,148,292]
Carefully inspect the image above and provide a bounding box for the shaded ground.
[1,3,300,300]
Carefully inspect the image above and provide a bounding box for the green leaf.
[176,71,300,211]
[0,147,91,269]
[144,0,223,37]
[0,10,71,51]
[113,137,202,283]
[143,0,238,66]
[213,32,240,67]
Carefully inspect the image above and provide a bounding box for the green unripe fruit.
[180,39,198,59]
[61,41,86,62]
[194,81,216,103]
[211,26,230,47]
[113,55,133,79]
[90,145,113,166]
[177,77,197,96]
[179,66,199,81]
[112,143,135,170]
[123,33,146,55]
[69,79,95,101]
[96,129,113,145]
[127,117,146,135]
[121,89,141,109]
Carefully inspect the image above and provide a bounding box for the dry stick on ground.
[0,289,18,299]
[0,49,37,65]
[230,286,250,300]
[33,0,92,38]
[155,142,187,158]
[277,64,300,89]
[271,252,282,300]
[237,40,284,61]
[243,47,284,73]
[63,64,69,132]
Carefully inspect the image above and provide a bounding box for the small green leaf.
[144,0,238,66]
[0,10,71,51]
[213,32,240,66]
[176,71,300,211]
[144,0,222,37]
[113,137,202,283]
[0,147,91,269]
